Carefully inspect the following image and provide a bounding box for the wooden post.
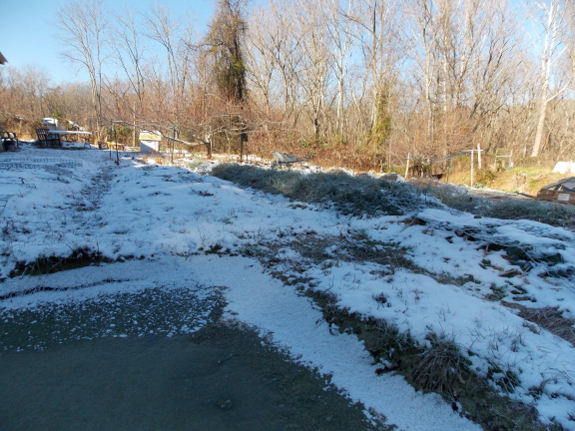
[171,126,175,163]
[114,122,119,164]
[477,143,482,169]
[405,153,411,179]
[109,119,113,160]
[470,150,475,187]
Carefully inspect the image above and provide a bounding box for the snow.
[2,143,575,429]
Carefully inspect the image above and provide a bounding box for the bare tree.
[56,0,108,133]
[247,0,306,125]
[528,0,574,157]
[109,7,147,108]
[348,0,404,152]
[292,0,334,140]
[143,5,196,124]
[244,5,277,110]
[324,0,356,136]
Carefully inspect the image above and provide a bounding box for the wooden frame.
[36,128,62,148]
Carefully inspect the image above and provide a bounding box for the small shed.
[537,177,575,205]
[140,131,162,153]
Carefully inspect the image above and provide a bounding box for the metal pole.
[109,119,112,160]
[115,122,119,164]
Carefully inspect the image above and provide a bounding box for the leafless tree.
[109,7,147,108]
[527,0,574,157]
[56,0,108,134]
[143,4,196,126]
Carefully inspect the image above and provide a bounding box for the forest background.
[2,0,575,177]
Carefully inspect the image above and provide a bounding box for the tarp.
[552,162,575,174]
[271,152,308,164]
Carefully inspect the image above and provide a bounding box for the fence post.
[171,126,175,163]
[405,153,411,179]
[470,150,475,187]
[477,143,482,169]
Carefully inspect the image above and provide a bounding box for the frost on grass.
[211,163,440,216]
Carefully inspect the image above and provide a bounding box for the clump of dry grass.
[412,333,470,396]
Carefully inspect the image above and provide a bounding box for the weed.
[372,292,390,307]
[486,284,507,301]
[421,186,575,229]
[306,289,547,430]
[201,243,225,255]
[476,169,497,186]
[487,363,521,393]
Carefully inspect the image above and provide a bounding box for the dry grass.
[412,333,469,396]
[503,301,575,347]
[445,166,574,196]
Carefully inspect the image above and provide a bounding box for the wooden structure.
[537,177,575,205]
[36,128,62,148]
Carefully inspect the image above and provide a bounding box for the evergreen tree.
[206,0,247,103]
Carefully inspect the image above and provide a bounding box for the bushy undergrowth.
[211,163,575,228]
[212,164,438,216]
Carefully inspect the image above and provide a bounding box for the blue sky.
[0,0,214,84]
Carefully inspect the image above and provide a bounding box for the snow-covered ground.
[1,143,574,429]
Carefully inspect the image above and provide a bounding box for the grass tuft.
[413,332,470,396]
